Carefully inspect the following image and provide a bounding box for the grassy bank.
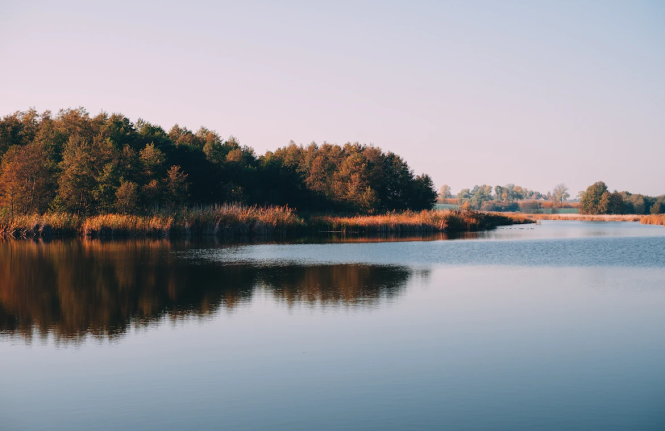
[519,213,644,222]
[0,207,532,239]
[641,214,665,226]
[518,212,665,227]
[0,205,304,238]
[311,210,533,233]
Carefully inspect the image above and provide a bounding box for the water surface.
[1,221,664,430]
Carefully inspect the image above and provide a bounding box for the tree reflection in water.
[0,239,422,343]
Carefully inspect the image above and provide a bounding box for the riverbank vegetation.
[529,213,665,227]
[579,181,664,215]
[527,214,644,222]
[448,183,571,211]
[312,210,532,233]
[641,214,665,226]
[0,207,532,239]
[0,108,437,217]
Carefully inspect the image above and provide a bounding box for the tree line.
[440,183,570,211]
[0,109,437,216]
[579,181,664,215]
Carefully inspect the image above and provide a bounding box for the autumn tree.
[164,166,189,207]
[115,181,139,213]
[1,108,439,215]
[438,184,452,201]
[0,142,54,215]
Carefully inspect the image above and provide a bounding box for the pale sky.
[1,0,664,196]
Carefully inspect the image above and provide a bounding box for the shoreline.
[492,212,665,226]
[0,207,533,239]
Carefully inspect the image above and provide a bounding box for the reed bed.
[1,204,304,238]
[526,213,644,222]
[0,212,82,238]
[312,210,533,233]
[0,207,531,238]
[641,214,665,226]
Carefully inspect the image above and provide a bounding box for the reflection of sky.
[480,220,665,240]
[2,222,665,430]
[2,265,664,431]
[189,222,665,268]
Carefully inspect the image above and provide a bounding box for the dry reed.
[1,204,304,238]
[1,207,532,238]
[526,213,644,222]
[641,214,665,226]
[312,210,533,233]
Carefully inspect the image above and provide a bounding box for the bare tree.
[552,183,570,207]
[438,184,452,201]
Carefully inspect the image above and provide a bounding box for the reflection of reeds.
[1,207,530,238]
[312,210,533,233]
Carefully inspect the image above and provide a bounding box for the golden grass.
[0,212,81,238]
[312,210,533,233]
[526,214,644,222]
[1,204,304,238]
[0,207,531,238]
[641,214,665,226]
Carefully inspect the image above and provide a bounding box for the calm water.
[1,221,664,430]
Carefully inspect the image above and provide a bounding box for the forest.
[0,109,437,216]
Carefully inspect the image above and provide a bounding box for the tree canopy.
[0,109,437,215]
[579,181,664,215]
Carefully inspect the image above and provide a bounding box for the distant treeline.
[579,181,664,215]
[0,109,437,216]
[439,183,570,211]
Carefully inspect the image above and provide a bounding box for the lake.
[1,221,664,430]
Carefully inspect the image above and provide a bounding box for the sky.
[1,0,664,196]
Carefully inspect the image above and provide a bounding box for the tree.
[552,183,570,206]
[164,166,189,206]
[494,185,504,201]
[512,185,524,200]
[57,135,115,214]
[457,188,471,203]
[115,181,139,213]
[580,181,608,214]
[410,174,437,210]
[438,184,452,200]
[0,108,444,215]
[0,142,54,215]
[140,143,165,178]
[606,191,624,214]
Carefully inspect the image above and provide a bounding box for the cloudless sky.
[1,0,664,195]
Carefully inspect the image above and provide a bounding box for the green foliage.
[0,109,436,215]
[580,181,608,214]
[456,183,545,210]
[579,181,663,215]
